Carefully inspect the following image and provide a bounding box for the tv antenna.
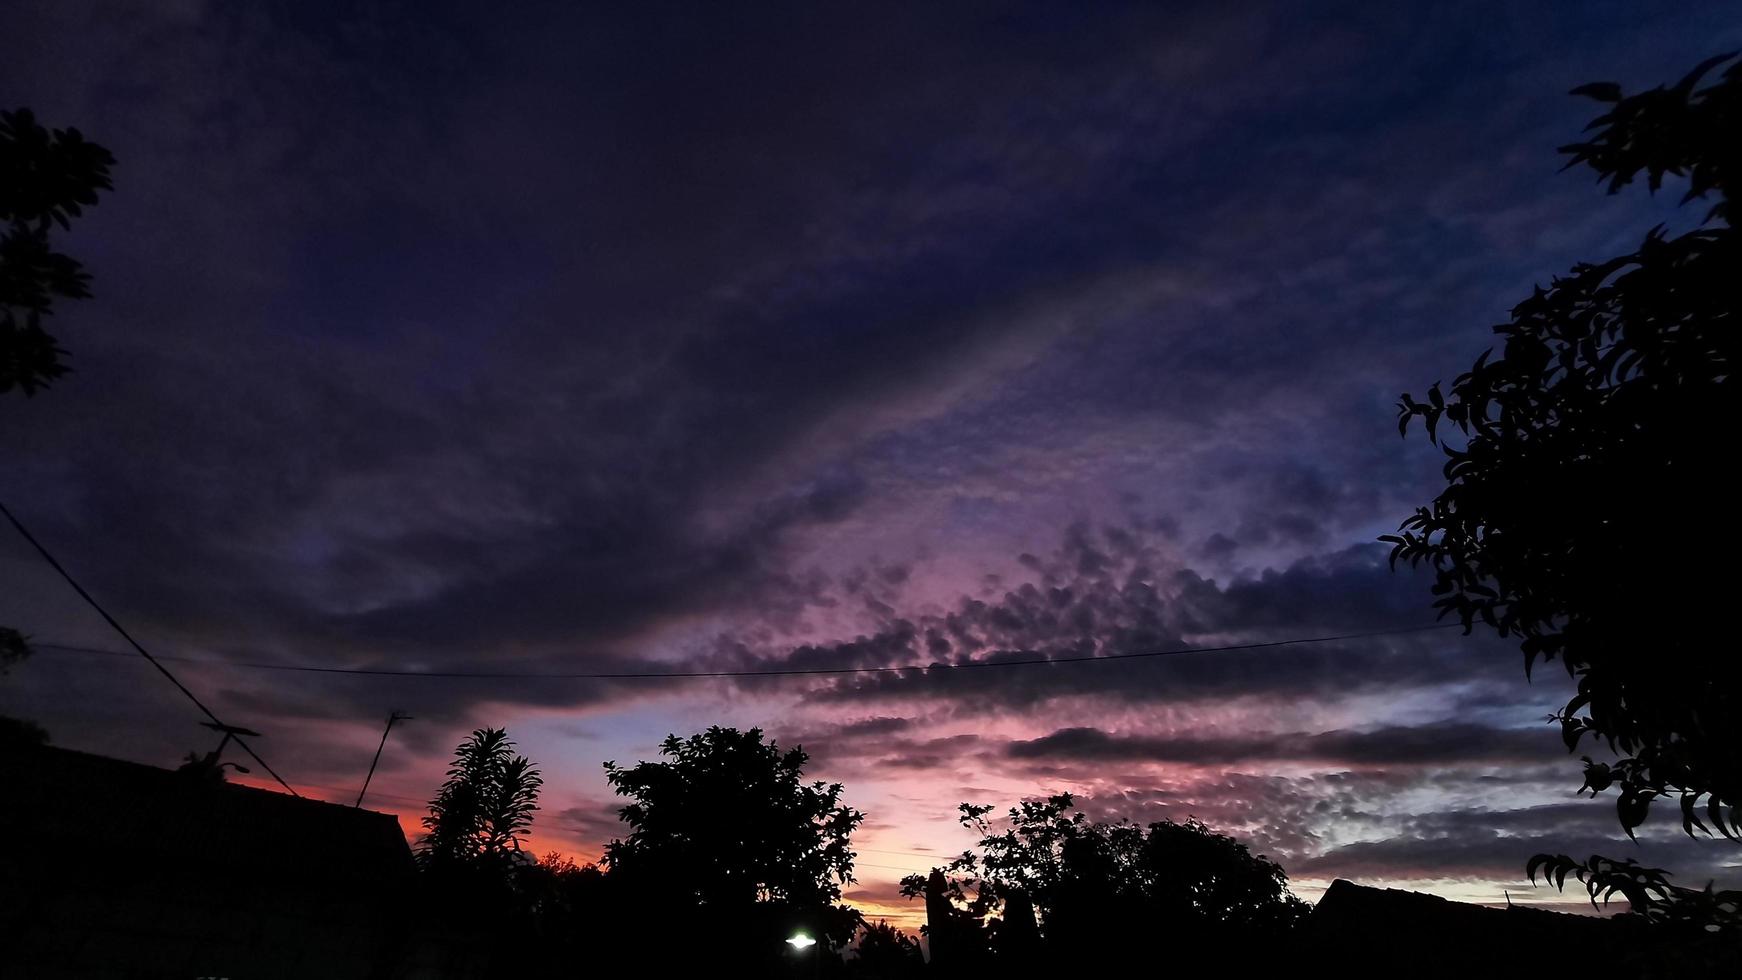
[200,721,261,770]
[181,721,262,777]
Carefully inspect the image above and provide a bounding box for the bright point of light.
[787,933,816,950]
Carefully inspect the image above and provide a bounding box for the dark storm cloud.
[1297,823,1742,887]
[788,717,1574,815]
[840,716,916,737]
[1006,721,1562,768]
[799,716,918,741]
[966,770,1742,892]
[0,1,1273,671]
[944,766,1583,872]
[4,0,1739,813]
[1064,780,1742,890]
[766,715,922,770]
[0,5,1661,653]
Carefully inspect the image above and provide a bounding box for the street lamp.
[787,933,820,980]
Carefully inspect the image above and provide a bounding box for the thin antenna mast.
[355,711,412,808]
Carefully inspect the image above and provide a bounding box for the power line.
[32,622,1460,681]
[0,499,300,797]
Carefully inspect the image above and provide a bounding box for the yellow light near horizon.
[787,933,817,950]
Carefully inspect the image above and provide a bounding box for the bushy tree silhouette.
[2,107,112,741]
[1,107,114,397]
[603,726,865,958]
[0,622,48,745]
[904,794,1307,968]
[511,851,609,967]
[0,626,28,673]
[0,713,48,746]
[848,920,924,978]
[1386,53,1740,931]
[520,851,606,918]
[1140,815,1314,933]
[419,727,543,876]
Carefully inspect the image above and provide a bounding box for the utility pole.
[355,711,412,808]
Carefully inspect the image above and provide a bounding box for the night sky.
[4,1,1738,928]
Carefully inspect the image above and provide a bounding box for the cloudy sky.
[4,0,1737,927]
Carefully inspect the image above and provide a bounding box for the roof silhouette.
[2,743,415,979]
[1309,878,1639,976]
[4,744,411,878]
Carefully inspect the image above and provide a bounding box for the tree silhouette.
[848,920,924,978]
[0,626,28,673]
[904,794,1307,967]
[419,727,543,876]
[1,107,115,397]
[1140,815,1314,934]
[1386,52,1739,930]
[1,108,113,744]
[411,728,551,974]
[0,623,49,745]
[510,851,609,970]
[603,726,865,952]
[519,850,606,918]
[1527,854,1742,932]
[0,713,48,746]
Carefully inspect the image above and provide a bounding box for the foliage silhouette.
[507,851,611,970]
[1528,853,1741,932]
[519,850,606,921]
[847,920,924,978]
[0,107,114,397]
[0,627,48,745]
[0,106,110,759]
[1387,52,1740,931]
[419,727,543,877]
[0,713,48,746]
[0,625,29,673]
[903,794,1307,968]
[410,728,549,974]
[603,726,865,952]
[173,748,247,786]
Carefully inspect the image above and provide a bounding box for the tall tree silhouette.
[1,106,112,742]
[603,726,865,951]
[413,728,546,976]
[0,631,48,743]
[904,794,1307,968]
[419,727,543,875]
[1,107,114,397]
[1386,53,1739,929]
[0,626,28,675]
